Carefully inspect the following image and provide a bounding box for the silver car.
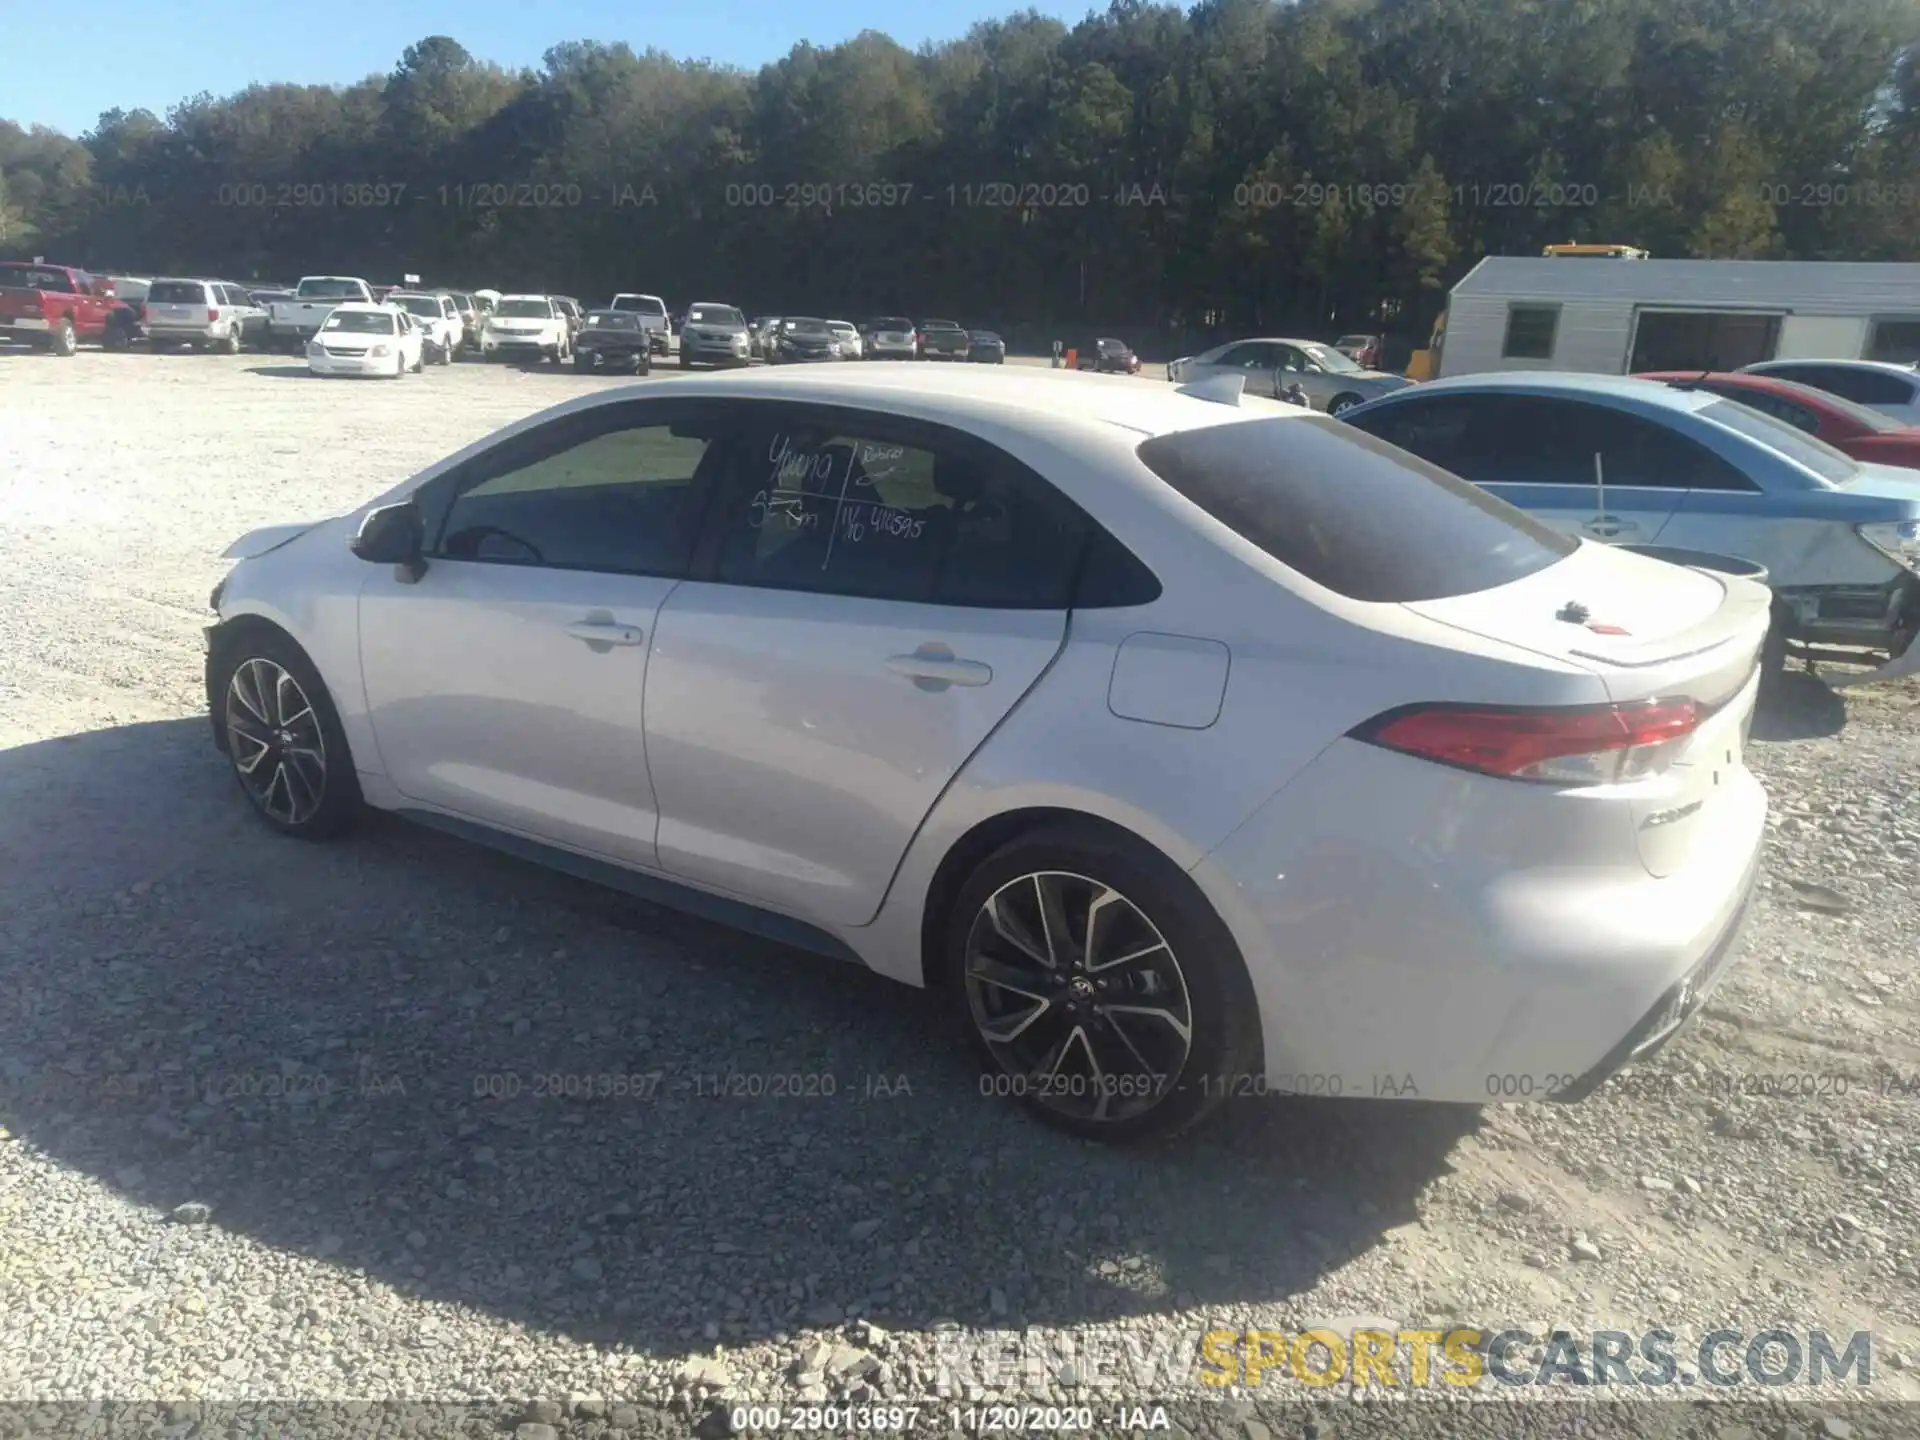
[680,302,753,369]
[1167,337,1411,414]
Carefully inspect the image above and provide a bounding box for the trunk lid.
[1402,541,1770,877]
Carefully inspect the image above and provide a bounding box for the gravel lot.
[3,348,1920,1436]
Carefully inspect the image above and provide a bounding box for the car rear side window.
[148,280,207,303]
[1784,364,1917,408]
[1698,400,1857,484]
[1135,415,1576,604]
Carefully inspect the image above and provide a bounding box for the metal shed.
[1436,257,1920,378]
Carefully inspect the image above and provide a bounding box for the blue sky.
[17,0,1104,138]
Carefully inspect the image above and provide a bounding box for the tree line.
[3,0,1919,353]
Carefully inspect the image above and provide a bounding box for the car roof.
[1638,369,1848,402]
[518,363,1314,441]
[1386,370,1723,414]
[1747,358,1919,376]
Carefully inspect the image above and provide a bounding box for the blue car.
[1341,373,1920,685]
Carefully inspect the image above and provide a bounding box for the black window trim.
[416,397,736,580]
[1501,303,1561,361]
[681,398,1157,611]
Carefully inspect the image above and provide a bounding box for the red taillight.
[1356,698,1701,785]
[208,307,220,321]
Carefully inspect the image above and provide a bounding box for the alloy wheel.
[963,870,1193,1124]
[225,658,327,826]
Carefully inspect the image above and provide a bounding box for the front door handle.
[886,643,992,690]
[564,620,646,647]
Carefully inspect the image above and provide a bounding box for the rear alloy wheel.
[222,325,242,355]
[51,317,78,357]
[950,829,1257,1143]
[217,639,360,839]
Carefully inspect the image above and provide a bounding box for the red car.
[0,262,135,356]
[1637,370,1920,470]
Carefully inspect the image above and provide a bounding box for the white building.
[1434,257,1920,378]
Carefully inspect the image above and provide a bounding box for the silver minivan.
[143,278,267,352]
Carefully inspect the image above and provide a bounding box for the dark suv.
[917,319,970,361]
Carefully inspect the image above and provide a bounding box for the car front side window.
[429,406,725,577]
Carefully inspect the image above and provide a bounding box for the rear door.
[643,401,1092,927]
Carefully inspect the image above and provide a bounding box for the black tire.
[1760,601,1793,691]
[211,628,362,841]
[1326,392,1364,416]
[944,824,1259,1144]
[51,317,78,357]
[222,325,242,355]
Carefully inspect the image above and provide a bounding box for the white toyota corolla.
[204,364,1770,1141]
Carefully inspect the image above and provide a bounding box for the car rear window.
[1134,415,1578,603]
[1697,400,1856,485]
[688,305,743,326]
[871,317,912,331]
[497,299,553,318]
[586,311,640,329]
[147,280,208,303]
[297,279,368,299]
[613,295,667,316]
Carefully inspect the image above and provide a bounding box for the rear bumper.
[0,315,52,332]
[868,342,915,359]
[1195,736,1769,1105]
[147,322,224,340]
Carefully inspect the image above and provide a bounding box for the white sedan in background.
[202,365,1768,1142]
[305,303,425,379]
[826,320,864,359]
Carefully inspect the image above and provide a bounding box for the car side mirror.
[351,501,427,582]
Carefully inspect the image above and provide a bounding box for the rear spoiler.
[1565,572,1771,669]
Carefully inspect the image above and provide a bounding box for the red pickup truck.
[0,262,136,356]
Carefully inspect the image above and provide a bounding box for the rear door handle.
[886,645,992,690]
[564,620,646,647]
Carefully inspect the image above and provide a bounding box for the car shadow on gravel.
[1751,669,1849,742]
[0,719,1476,1361]
[243,365,324,379]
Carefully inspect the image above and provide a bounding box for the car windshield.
[586,311,639,329]
[496,300,552,318]
[922,320,961,330]
[688,305,744,326]
[972,332,1001,342]
[147,281,208,303]
[612,295,666,316]
[321,311,395,334]
[1099,339,1127,352]
[828,322,856,334]
[1698,399,1858,485]
[396,297,441,317]
[1337,335,1374,348]
[297,279,367,299]
[786,318,829,334]
[871,317,911,330]
[1135,415,1577,603]
[1303,343,1363,373]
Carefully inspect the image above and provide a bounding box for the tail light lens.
[208,307,220,321]
[1354,698,1701,785]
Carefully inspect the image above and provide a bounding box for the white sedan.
[306,303,425,378]
[202,365,1769,1141]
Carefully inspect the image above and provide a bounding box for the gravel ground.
[3,348,1919,1438]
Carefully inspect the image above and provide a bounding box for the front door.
[357,400,728,867]
[643,403,1092,927]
